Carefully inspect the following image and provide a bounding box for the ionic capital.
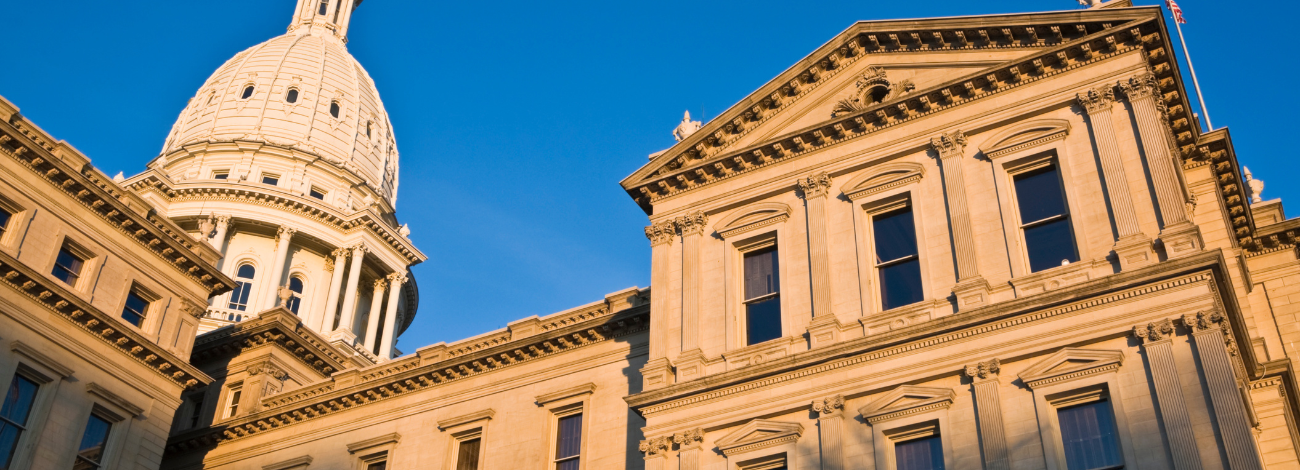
[675,212,708,237]
[639,435,671,458]
[1076,86,1116,114]
[798,172,834,199]
[1180,310,1226,333]
[644,221,677,246]
[672,427,704,449]
[1117,73,1159,102]
[813,394,845,418]
[1133,318,1175,344]
[963,358,1001,381]
[929,130,968,159]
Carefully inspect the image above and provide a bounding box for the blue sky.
[3,0,1293,351]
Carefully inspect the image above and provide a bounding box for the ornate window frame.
[0,193,28,250]
[46,231,101,293]
[438,409,494,470]
[347,433,401,470]
[1018,348,1137,470]
[536,383,594,470]
[842,162,935,324]
[116,280,162,335]
[858,385,956,470]
[80,383,142,470]
[715,202,794,352]
[714,419,803,470]
[0,341,71,470]
[220,380,244,420]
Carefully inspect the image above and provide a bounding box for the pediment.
[858,385,955,424]
[1018,348,1124,389]
[715,419,804,457]
[715,202,792,238]
[840,162,926,200]
[977,119,1072,159]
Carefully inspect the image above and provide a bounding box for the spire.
[290,0,363,40]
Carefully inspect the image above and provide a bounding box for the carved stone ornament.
[930,130,968,159]
[639,435,671,457]
[181,300,206,319]
[213,214,232,226]
[277,285,294,307]
[1117,73,1158,102]
[1132,318,1175,344]
[1180,310,1226,333]
[1076,86,1116,114]
[248,361,289,381]
[673,427,704,448]
[331,247,351,260]
[963,358,1000,380]
[373,278,388,290]
[676,211,709,237]
[386,272,408,286]
[196,217,216,240]
[350,243,369,255]
[644,221,677,246]
[798,172,833,199]
[277,226,297,239]
[324,257,335,273]
[673,111,703,142]
[812,394,845,417]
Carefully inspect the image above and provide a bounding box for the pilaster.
[963,359,1010,470]
[931,130,989,309]
[643,221,677,390]
[1077,86,1154,269]
[813,395,846,470]
[639,435,671,470]
[674,428,704,470]
[801,172,845,347]
[1132,319,1204,470]
[676,212,707,380]
[1181,311,1264,470]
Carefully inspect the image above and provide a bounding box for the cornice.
[0,248,211,389]
[0,121,235,296]
[190,308,352,378]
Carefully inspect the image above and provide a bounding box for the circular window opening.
[865,85,889,104]
[329,101,341,118]
[285,89,299,104]
[241,85,255,100]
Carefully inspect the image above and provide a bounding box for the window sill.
[1008,258,1107,298]
[860,299,946,338]
[721,336,803,371]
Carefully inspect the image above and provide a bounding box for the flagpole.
[1170,12,1212,130]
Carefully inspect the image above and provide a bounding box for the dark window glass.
[1059,400,1123,470]
[228,265,256,312]
[329,101,341,118]
[0,375,39,469]
[225,389,242,418]
[121,290,149,327]
[743,247,781,345]
[873,207,923,310]
[185,394,204,429]
[555,413,582,470]
[309,188,326,200]
[213,171,229,180]
[286,277,304,314]
[896,435,945,470]
[366,462,387,470]
[240,86,254,100]
[52,246,85,286]
[285,89,299,103]
[73,414,111,470]
[318,0,329,15]
[456,437,481,470]
[0,206,12,236]
[261,174,279,186]
[366,122,372,137]
[1014,164,1078,272]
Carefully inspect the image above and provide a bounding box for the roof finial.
[673,111,702,142]
[290,0,362,39]
[1244,166,1264,203]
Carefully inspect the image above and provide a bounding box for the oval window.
[285,89,299,103]
[241,85,255,100]
[329,101,341,118]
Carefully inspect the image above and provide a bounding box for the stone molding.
[346,432,401,454]
[248,361,290,381]
[714,202,792,239]
[1018,348,1124,389]
[191,307,351,377]
[798,172,833,199]
[86,382,146,418]
[859,385,956,425]
[11,341,74,378]
[535,383,596,406]
[436,409,495,430]
[715,419,803,457]
[840,162,926,201]
[261,456,313,470]
[977,119,1072,160]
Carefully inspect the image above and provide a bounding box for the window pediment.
[858,385,955,424]
[978,119,1071,160]
[1018,348,1124,389]
[715,419,804,457]
[840,162,925,201]
[716,202,791,239]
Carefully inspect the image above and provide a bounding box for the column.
[675,212,707,380]
[263,226,296,310]
[673,428,703,470]
[931,130,989,309]
[334,244,367,336]
[211,215,232,254]
[317,248,349,332]
[1077,87,1153,270]
[639,436,671,470]
[813,395,846,470]
[642,221,677,389]
[1133,319,1204,470]
[378,272,405,360]
[1118,74,1202,258]
[963,359,1010,470]
[1181,311,1264,470]
[363,278,388,352]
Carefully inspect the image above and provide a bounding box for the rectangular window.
[223,387,242,419]
[456,437,482,470]
[1013,162,1078,273]
[743,247,781,345]
[896,435,945,470]
[212,170,229,180]
[51,243,86,286]
[1058,399,1122,470]
[0,205,12,237]
[366,461,387,470]
[0,375,39,468]
[872,205,923,310]
[309,187,326,200]
[184,394,204,430]
[120,288,150,327]
[260,174,280,186]
[74,414,112,470]
[554,413,582,470]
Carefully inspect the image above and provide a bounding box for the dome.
[159,0,400,206]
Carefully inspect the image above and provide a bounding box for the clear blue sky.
[2,0,1293,351]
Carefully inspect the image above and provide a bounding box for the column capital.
[277,226,297,239]
[930,130,968,159]
[644,221,677,246]
[1117,73,1159,102]
[675,212,708,237]
[386,272,408,286]
[349,243,369,255]
[813,394,845,418]
[373,278,388,290]
[963,358,1001,382]
[214,214,232,226]
[1132,318,1175,344]
[1076,86,1116,114]
[1180,310,1226,333]
[798,172,834,199]
[639,435,672,458]
[331,247,351,259]
[672,427,704,450]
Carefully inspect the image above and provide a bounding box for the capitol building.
[1,0,1299,469]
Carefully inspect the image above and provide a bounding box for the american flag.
[1166,0,1187,24]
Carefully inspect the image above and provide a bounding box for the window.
[120,288,150,327]
[228,265,256,312]
[896,435,945,470]
[329,101,341,118]
[873,205,923,310]
[1013,162,1078,272]
[1058,399,1122,470]
[743,247,781,345]
[73,414,111,470]
[309,187,326,200]
[260,173,279,186]
[184,394,204,430]
[366,461,387,470]
[318,0,329,15]
[285,88,299,104]
[51,243,86,286]
[212,170,229,180]
[0,205,12,238]
[554,413,582,470]
[223,387,242,419]
[365,121,373,138]
[0,375,39,468]
[456,437,482,470]
[286,277,304,314]
[240,85,255,100]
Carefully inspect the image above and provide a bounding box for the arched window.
[285,88,299,104]
[228,264,256,312]
[286,277,305,314]
[329,101,341,118]
[365,121,372,138]
[240,85,255,100]
[318,0,329,15]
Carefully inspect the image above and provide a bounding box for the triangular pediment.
[858,385,955,424]
[715,419,804,456]
[1018,348,1125,389]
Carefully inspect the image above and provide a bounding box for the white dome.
[160,3,399,205]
